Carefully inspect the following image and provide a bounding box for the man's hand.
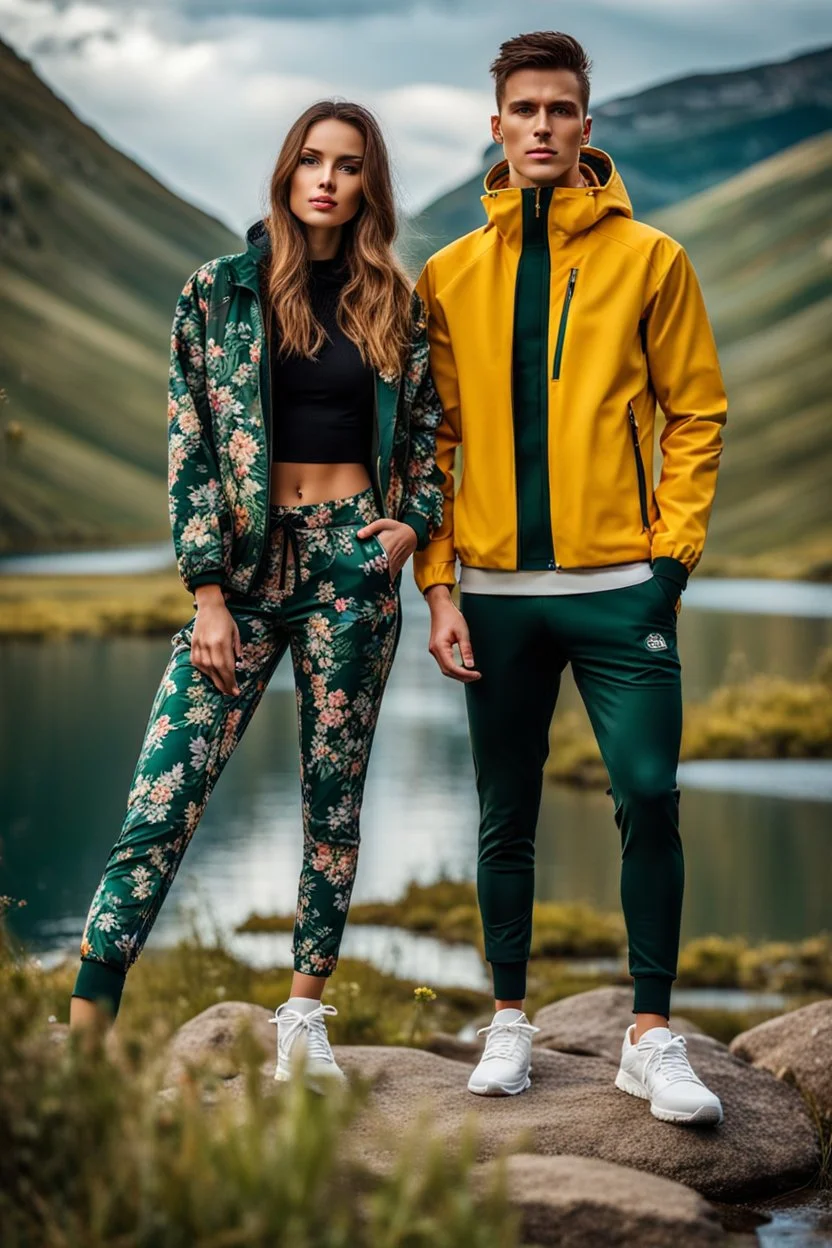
[192,584,242,695]
[357,518,418,579]
[424,585,481,683]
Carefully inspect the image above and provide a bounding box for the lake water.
[1,569,831,986]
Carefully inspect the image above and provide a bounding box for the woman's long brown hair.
[264,100,411,379]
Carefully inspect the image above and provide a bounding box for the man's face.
[491,68,591,188]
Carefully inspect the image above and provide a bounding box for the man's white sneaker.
[270,999,347,1091]
[467,1008,541,1096]
[615,1024,723,1125]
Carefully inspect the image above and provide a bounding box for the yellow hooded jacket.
[413,146,727,594]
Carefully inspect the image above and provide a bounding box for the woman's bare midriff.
[270,461,372,507]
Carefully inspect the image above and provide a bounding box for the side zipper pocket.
[627,402,650,531]
[552,267,578,380]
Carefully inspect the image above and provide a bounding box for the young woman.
[69,101,445,1087]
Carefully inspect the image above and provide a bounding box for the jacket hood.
[481,145,632,249]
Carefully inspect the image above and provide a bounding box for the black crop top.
[268,253,375,464]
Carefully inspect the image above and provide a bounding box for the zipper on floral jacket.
[248,283,274,589]
[551,268,578,380]
[371,382,387,519]
[627,401,650,531]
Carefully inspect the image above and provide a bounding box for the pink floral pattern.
[79,490,398,983]
[168,244,444,595]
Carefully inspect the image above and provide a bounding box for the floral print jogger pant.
[74,488,401,1014]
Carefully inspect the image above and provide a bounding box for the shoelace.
[642,1033,703,1086]
[270,1003,338,1063]
[475,1016,540,1061]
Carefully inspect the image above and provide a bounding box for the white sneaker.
[270,1000,347,1090]
[467,1008,541,1096]
[615,1024,724,1125]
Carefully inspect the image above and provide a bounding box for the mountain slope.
[0,37,241,551]
[402,44,832,274]
[650,132,832,560]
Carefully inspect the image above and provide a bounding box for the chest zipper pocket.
[627,402,650,531]
[552,268,579,380]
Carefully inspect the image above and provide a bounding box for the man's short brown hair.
[490,32,592,115]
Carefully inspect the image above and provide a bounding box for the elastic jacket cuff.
[401,510,430,552]
[73,958,126,1017]
[188,570,226,591]
[650,556,689,593]
[414,560,457,595]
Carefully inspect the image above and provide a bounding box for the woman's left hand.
[357,518,418,579]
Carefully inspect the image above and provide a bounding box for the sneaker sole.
[614,1069,723,1125]
[467,1074,531,1097]
[274,1067,346,1091]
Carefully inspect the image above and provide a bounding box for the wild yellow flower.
[413,986,436,1003]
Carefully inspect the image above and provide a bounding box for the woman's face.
[289,118,366,230]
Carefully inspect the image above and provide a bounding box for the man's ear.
[582,114,592,145]
[490,113,503,145]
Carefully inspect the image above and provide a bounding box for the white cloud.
[2,0,831,233]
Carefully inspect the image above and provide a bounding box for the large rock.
[730,1000,832,1116]
[532,987,703,1061]
[334,1040,818,1201]
[164,1001,276,1084]
[162,994,820,1201]
[472,1154,724,1246]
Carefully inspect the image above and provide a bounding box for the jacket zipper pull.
[535,187,541,219]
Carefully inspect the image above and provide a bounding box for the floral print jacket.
[168,220,446,594]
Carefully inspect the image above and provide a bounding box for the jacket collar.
[481,145,632,252]
[225,218,270,290]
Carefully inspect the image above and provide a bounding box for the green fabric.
[512,185,555,570]
[401,509,430,551]
[651,555,689,592]
[462,578,684,1016]
[73,958,126,1017]
[77,489,400,1016]
[168,231,444,597]
[188,569,226,590]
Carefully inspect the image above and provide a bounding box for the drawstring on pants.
[273,514,302,591]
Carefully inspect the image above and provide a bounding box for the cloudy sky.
[2,0,831,235]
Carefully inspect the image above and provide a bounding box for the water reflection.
[1,578,830,968]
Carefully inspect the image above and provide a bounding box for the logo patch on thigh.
[644,632,668,652]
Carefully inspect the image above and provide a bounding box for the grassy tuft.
[0,571,190,638]
[0,918,519,1248]
[677,932,832,995]
[240,879,626,961]
[546,648,832,787]
[36,915,490,1047]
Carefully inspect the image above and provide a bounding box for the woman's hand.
[356,518,418,580]
[191,584,242,695]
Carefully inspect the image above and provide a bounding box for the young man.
[415,32,727,1124]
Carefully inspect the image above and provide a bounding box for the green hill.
[401,44,832,274]
[1,36,829,568]
[0,37,240,552]
[651,131,832,562]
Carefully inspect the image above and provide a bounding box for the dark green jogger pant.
[462,575,684,1016]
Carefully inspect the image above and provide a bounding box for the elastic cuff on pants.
[491,960,527,1002]
[73,959,126,1018]
[633,975,673,1018]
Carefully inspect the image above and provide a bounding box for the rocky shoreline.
[141,986,830,1244]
